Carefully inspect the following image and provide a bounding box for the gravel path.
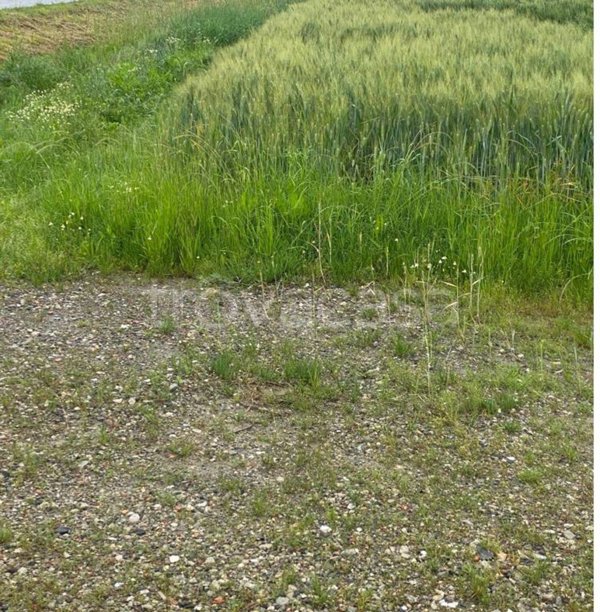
[0,275,593,610]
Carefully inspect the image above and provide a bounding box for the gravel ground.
[0,274,593,611]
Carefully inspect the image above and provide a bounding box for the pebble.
[476,545,495,561]
[169,555,180,563]
[564,529,576,540]
[275,597,289,607]
[399,545,411,559]
[56,525,71,536]
[541,593,555,602]
[128,512,141,524]
[205,556,216,566]
[319,524,332,535]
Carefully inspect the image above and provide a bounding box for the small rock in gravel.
[564,529,576,540]
[476,545,495,561]
[56,525,71,536]
[399,545,411,559]
[319,524,332,535]
[133,527,146,536]
[205,556,216,566]
[275,597,289,607]
[168,555,180,563]
[128,512,141,524]
[541,593,555,602]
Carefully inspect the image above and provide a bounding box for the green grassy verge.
[0,0,592,304]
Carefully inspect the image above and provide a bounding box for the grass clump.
[392,334,415,358]
[166,438,196,459]
[0,522,14,545]
[517,468,544,485]
[459,562,494,604]
[210,350,239,381]
[283,357,322,388]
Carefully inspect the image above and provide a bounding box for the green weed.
[210,350,239,381]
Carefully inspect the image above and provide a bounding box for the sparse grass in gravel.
[0,276,592,610]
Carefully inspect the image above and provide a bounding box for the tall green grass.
[0,0,296,191]
[0,0,592,302]
[416,0,593,29]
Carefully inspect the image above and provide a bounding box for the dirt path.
[0,275,592,610]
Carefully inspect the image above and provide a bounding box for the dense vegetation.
[0,0,592,302]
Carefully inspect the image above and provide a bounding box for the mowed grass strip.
[0,0,208,61]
